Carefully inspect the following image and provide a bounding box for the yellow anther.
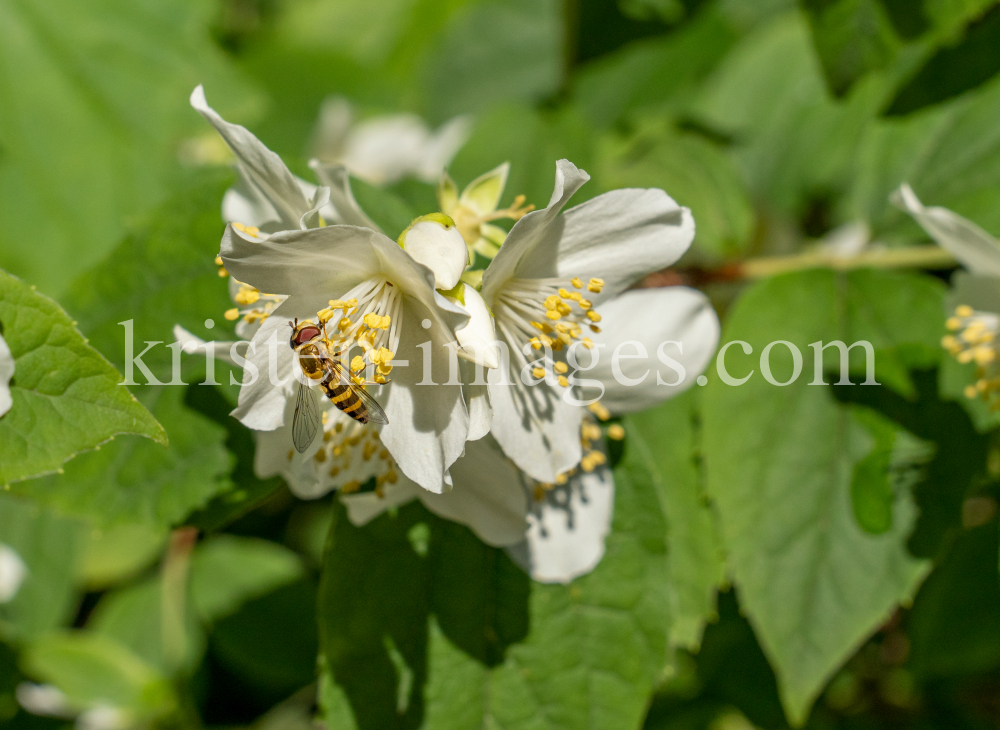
[568,291,582,301]
[588,402,612,421]
[578,299,592,310]
[557,375,569,387]
[590,325,601,333]
[582,337,594,349]
[377,363,393,376]
[946,317,962,330]
[233,222,261,238]
[351,355,366,373]
[555,473,569,485]
[544,295,561,310]
[214,255,224,266]
[224,308,240,321]
[571,277,583,288]
[338,317,352,331]
[234,287,260,306]
[218,268,229,278]
[545,310,562,321]
[532,367,546,379]
[588,277,605,293]
[379,449,390,460]
[329,466,340,477]
[314,449,327,463]
[958,350,976,364]
[607,424,625,441]
[287,449,294,461]
[966,385,979,399]
[976,347,996,365]
[341,481,362,495]
[586,310,602,323]
[557,302,572,316]
[956,305,974,318]
[554,362,568,374]
[530,338,543,350]
[558,288,571,298]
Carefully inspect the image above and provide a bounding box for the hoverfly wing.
[353,383,389,426]
[292,381,322,453]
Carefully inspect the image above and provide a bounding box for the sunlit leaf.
[0,269,166,485]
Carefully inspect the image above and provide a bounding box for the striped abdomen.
[320,377,371,424]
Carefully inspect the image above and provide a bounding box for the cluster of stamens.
[495,276,604,388]
[313,278,400,386]
[531,412,618,500]
[943,305,1000,404]
[289,411,398,497]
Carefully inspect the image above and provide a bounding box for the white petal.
[0,332,13,418]
[507,469,614,584]
[582,287,720,414]
[190,86,311,231]
[893,184,1000,277]
[341,479,423,526]
[0,544,27,603]
[462,360,492,441]
[379,299,470,493]
[549,188,693,303]
[222,171,280,230]
[310,96,353,162]
[342,115,435,185]
[419,439,527,547]
[400,218,468,291]
[488,371,583,484]
[220,224,381,309]
[230,310,297,431]
[482,159,590,306]
[451,286,500,369]
[309,161,381,231]
[172,325,246,367]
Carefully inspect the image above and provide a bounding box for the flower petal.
[309,161,381,231]
[488,371,584,483]
[551,188,694,303]
[220,224,381,309]
[341,479,424,526]
[191,86,311,231]
[379,298,470,493]
[451,285,500,369]
[461,360,492,441]
[0,333,13,418]
[581,287,720,414]
[458,162,509,217]
[419,438,527,547]
[416,116,472,183]
[893,184,1000,277]
[482,159,590,305]
[399,217,468,290]
[230,309,297,431]
[507,469,614,583]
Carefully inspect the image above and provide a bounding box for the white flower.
[310,96,470,185]
[480,159,695,483]
[397,214,468,291]
[508,286,719,583]
[0,332,13,419]
[893,184,1000,277]
[220,223,471,493]
[0,543,27,602]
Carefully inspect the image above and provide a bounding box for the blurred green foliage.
[2,0,1000,728]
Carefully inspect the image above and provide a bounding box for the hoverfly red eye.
[294,326,322,346]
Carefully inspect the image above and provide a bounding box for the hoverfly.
[288,319,389,453]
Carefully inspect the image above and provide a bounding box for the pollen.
[945,305,1000,409]
[587,278,604,294]
[571,277,583,288]
[532,367,546,379]
[234,285,260,306]
[588,401,611,421]
[586,311,601,323]
[351,355,366,373]
[557,375,569,387]
[224,308,239,321]
[607,424,625,440]
[553,362,568,374]
[232,222,261,238]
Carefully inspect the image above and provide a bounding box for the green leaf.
[799,0,903,96]
[422,0,563,122]
[0,494,82,643]
[189,534,305,623]
[853,76,1000,241]
[627,391,725,651]
[21,632,174,716]
[78,522,167,591]
[702,269,939,725]
[318,429,670,730]
[12,385,232,529]
[61,169,237,382]
[0,269,165,485]
[596,124,756,259]
[0,0,259,295]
